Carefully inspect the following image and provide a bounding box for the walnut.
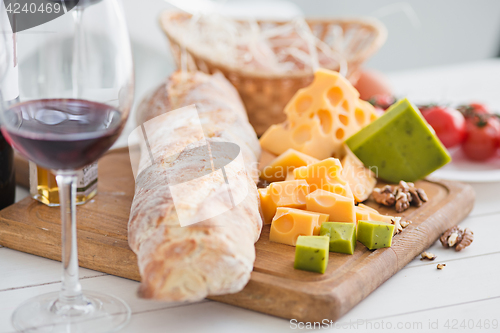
[421,251,437,260]
[447,232,461,247]
[440,226,473,251]
[395,190,411,213]
[399,180,411,191]
[437,263,446,270]
[408,187,423,207]
[372,188,396,206]
[400,220,411,228]
[416,188,428,202]
[371,182,428,213]
[455,228,474,251]
[391,217,403,235]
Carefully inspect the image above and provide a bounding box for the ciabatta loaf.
[128,71,262,301]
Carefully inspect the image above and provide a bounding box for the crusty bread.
[128,71,262,301]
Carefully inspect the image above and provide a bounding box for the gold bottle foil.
[29,162,98,206]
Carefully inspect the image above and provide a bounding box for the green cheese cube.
[294,236,329,274]
[345,98,451,183]
[320,222,356,254]
[357,220,394,250]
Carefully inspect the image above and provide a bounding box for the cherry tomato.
[367,94,396,111]
[421,106,466,148]
[457,103,490,118]
[462,116,500,161]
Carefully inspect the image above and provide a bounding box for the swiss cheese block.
[260,149,319,182]
[259,68,378,159]
[293,158,353,198]
[341,149,377,203]
[258,180,310,224]
[306,189,356,223]
[270,207,329,246]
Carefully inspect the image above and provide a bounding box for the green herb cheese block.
[319,222,356,254]
[357,220,394,250]
[294,236,329,274]
[345,98,451,183]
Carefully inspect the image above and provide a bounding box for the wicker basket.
[160,10,387,136]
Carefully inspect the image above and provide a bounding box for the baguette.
[128,71,262,301]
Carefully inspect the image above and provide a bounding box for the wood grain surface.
[0,148,475,322]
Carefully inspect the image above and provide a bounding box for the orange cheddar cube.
[260,148,319,182]
[355,204,400,234]
[306,189,356,223]
[258,188,277,225]
[355,204,394,224]
[258,180,310,224]
[269,180,309,209]
[270,207,329,246]
[293,158,353,198]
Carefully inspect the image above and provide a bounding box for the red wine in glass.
[1,99,123,171]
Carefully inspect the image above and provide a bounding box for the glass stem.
[55,171,83,303]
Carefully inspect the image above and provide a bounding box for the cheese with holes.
[258,180,310,224]
[260,148,319,182]
[293,158,353,198]
[270,207,329,246]
[341,149,377,203]
[306,189,356,223]
[259,68,378,160]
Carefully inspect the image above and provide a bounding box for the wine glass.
[0,0,134,332]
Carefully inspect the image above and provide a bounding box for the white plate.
[431,148,500,182]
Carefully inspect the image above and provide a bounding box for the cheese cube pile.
[259,144,396,250]
[260,68,378,160]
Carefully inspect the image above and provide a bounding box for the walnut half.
[421,251,437,260]
[440,226,473,251]
[456,228,474,251]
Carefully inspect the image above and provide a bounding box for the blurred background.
[124,0,500,113]
[125,0,500,75]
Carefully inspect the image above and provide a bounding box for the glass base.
[12,291,131,333]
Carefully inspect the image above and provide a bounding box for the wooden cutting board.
[0,148,474,322]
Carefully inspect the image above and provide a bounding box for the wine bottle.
[0,131,15,210]
[0,18,17,210]
[30,162,98,207]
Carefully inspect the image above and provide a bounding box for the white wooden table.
[2,60,500,332]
